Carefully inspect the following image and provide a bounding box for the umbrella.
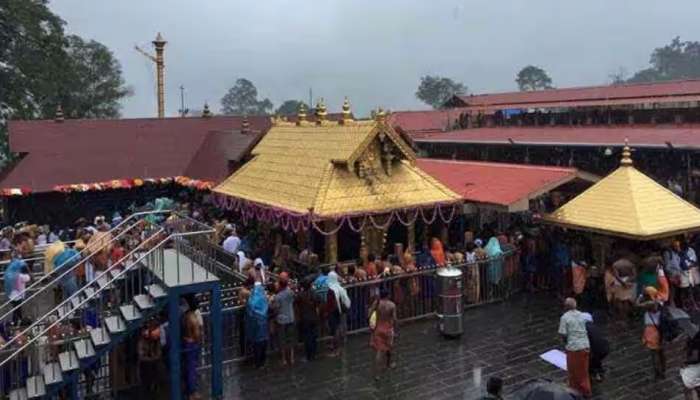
[666,306,699,338]
[511,379,583,400]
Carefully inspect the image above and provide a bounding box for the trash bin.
[436,267,463,337]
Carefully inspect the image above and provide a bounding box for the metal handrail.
[0,210,170,323]
[0,216,214,367]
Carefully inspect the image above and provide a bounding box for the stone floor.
[210,293,689,400]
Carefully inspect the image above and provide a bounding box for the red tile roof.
[412,125,700,150]
[1,116,271,193]
[451,79,700,108]
[417,158,590,210]
[388,109,467,134]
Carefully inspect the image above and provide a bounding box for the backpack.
[658,306,681,343]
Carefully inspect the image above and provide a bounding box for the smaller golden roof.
[543,143,700,240]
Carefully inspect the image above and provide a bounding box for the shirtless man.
[369,288,398,379]
[183,296,203,400]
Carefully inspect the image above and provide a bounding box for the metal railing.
[0,214,215,396]
[0,211,171,325]
[195,249,520,367]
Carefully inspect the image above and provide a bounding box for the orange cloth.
[370,319,394,352]
[566,349,592,397]
[430,238,446,266]
[657,271,670,303]
[572,265,587,295]
[643,325,661,350]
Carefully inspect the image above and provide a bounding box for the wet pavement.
[214,294,688,400]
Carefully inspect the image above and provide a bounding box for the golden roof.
[542,144,700,240]
[213,117,460,217]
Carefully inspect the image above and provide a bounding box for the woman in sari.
[430,238,446,267]
[246,283,269,369]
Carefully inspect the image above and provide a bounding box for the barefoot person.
[370,288,397,379]
[183,296,203,400]
[558,297,592,397]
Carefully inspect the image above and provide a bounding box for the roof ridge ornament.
[375,107,386,123]
[297,102,307,125]
[54,104,64,123]
[340,97,353,125]
[242,116,250,133]
[202,102,212,118]
[315,98,327,125]
[620,138,633,166]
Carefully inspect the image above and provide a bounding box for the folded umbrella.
[512,379,583,400]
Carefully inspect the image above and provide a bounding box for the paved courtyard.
[214,294,690,400]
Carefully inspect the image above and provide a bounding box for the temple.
[213,100,461,262]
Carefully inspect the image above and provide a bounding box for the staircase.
[0,212,217,399]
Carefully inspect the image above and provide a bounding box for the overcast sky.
[50,0,700,118]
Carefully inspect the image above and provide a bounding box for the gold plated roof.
[214,119,460,217]
[543,146,700,239]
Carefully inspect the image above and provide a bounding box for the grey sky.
[50,0,700,118]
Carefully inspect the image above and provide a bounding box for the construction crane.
[135,33,167,118]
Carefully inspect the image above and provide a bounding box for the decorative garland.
[213,193,461,236]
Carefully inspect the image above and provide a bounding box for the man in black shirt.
[584,313,610,382]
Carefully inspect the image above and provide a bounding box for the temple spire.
[297,102,307,125]
[315,98,327,124]
[620,139,633,166]
[54,104,64,123]
[340,97,353,125]
[374,107,386,123]
[202,102,212,118]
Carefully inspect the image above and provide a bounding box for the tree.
[415,75,466,109]
[628,37,700,83]
[0,0,130,164]
[608,67,629,84]
[275,100,308,116]
[220,78,273,115]
[58,35,131,119]
[515,65,553,91]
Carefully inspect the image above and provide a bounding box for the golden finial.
[340,97,353,125]
[297,103,307,125]
[201,102,211,118]
[242,116,250,133]
[620,138,633,166]
[375,107,386,123]
[54,104,64,123]
[315,98,327,125]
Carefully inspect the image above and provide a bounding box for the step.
[90,327,110,347]
[110,268,126,280]
[133,294,154,310]
[83,286,96,299]
[95,274,111,290]
[43,362,62,386]
[70,293,84,310]
[104,315,126,335]
[74,338,96,360]
[119,304,142,323]
[9,388,27,400]
[58,350,79,372]
[147,284,167,299]
[57,303,73,319]
[26,376,46,399]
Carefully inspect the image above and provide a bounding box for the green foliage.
[415,75,466,109]
[220,78,273,116]
[275,99,308,116]
[516,65,553,91]
[628,37,700,83]
[0,0,130,165]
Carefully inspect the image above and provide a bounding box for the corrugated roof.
[412,125,700,149]
[542,148,700,240]
[452,79,700,108]
[213,120,460,217]
[1,116,270,192]
[417,159,595,211]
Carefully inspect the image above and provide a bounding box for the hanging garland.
[213,193,461,236]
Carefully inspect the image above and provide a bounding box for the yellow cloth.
[43,241,65,275]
